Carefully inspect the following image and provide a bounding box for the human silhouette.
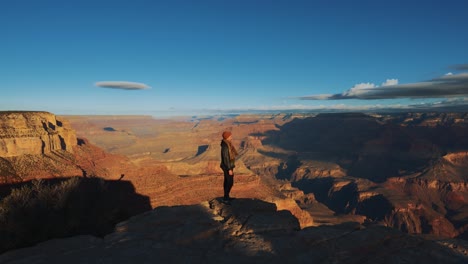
[220,131,238,204]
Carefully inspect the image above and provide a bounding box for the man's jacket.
[220,140,235,171]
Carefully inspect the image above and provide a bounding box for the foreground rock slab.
[1,199,466,264]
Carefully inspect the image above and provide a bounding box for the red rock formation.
[0,111,76,157]
[0,112,137,183]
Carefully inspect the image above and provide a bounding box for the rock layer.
[0,112,138,183]
[0,111,76,157]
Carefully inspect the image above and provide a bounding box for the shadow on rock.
[292,177,360,215]
[0,177,151,253]
[257,113,468,183]
[0,197,466,263]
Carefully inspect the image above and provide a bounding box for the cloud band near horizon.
[299,72,468,100]
[450,64,468,71]
[95,81,151,90]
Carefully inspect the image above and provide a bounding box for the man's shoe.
[228,197,236,201]
[222,198,231,205]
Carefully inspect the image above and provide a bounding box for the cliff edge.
[0,198,465,263]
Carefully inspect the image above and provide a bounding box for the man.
[220,131,238,204]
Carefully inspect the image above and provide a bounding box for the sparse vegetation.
[0,176,149,253]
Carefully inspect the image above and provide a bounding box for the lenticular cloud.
[95,81,151,90]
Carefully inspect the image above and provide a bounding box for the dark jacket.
[220,140,235,171]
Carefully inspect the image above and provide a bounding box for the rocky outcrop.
[0,111,77,157]
[0,112,139,183]
[0,199,466,263]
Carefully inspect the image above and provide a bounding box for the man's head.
[222,131,232,140]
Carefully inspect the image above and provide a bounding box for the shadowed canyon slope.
[255,113,468,240]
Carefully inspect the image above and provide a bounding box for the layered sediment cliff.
[0,111,77,157]
[0,112,136,183]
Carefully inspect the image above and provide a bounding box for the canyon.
[0,111,467,262]
[63,112,468,239]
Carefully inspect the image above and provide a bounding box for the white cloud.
[301,79,399,100]
[95,81,151,90]
[381,79,398,86]
[351,82,376,89]
[340,82,377,97]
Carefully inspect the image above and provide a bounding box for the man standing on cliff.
[220,131,238,204]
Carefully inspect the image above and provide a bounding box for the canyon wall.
[0,111,77,157]
[0,112,139,183]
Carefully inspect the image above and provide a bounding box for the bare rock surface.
[0,112,139,182]
[1,198,466,264]
[0,111,76,157]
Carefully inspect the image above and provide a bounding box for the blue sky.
[1,0,468,116]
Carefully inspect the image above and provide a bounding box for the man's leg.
[223,169,234,200]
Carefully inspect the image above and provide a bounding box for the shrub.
[0,177,150,253]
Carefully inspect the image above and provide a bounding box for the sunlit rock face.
[0,111,77,157]
[0,112,137,183]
